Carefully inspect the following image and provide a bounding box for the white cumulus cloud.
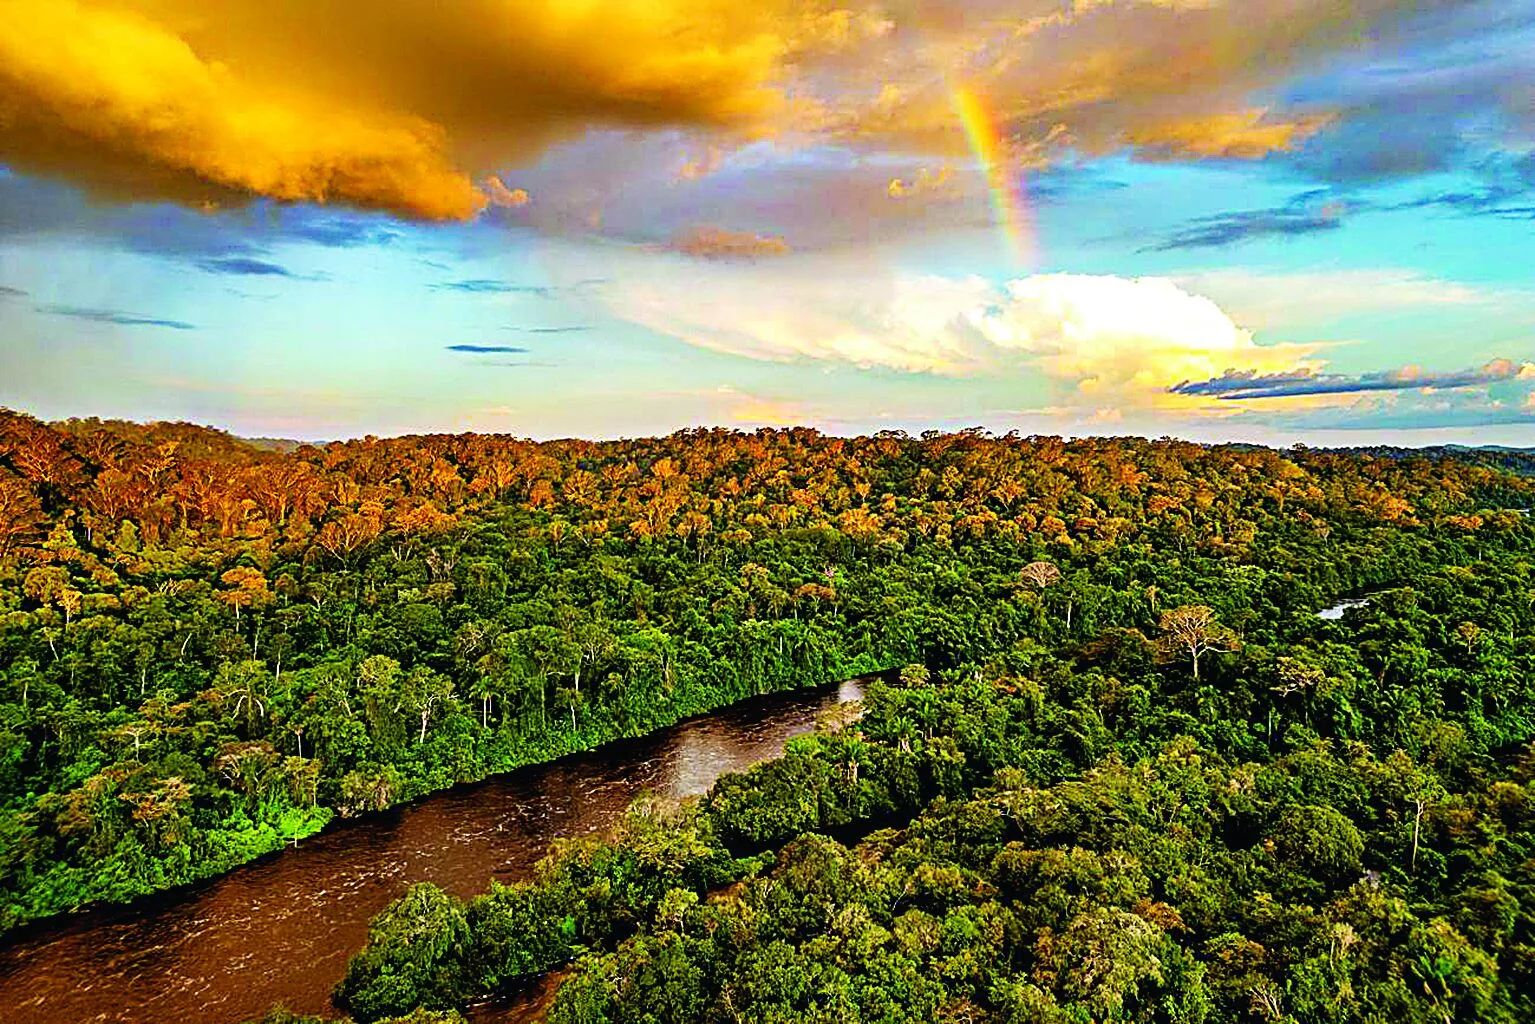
[599,256,1324,411]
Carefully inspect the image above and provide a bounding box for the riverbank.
[0,678,866,1024]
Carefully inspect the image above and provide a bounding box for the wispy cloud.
[507,326,590,334]
[1171,268,1493,330]
[446,344,530,354]
[39,304,196,330]
[1171,359,1535,400]
[433,279,551,296]
[0,284,26,297]
[197,256,295,277]
[1149,192,1354,251]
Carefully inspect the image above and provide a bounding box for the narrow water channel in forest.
[0,678,867,1024]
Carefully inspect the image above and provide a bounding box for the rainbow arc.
[950,84,1034,269]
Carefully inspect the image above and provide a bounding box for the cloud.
[1127,109,1335,161]
[665,226,791,260]
[1279,2,1535,186]
[1171,268,1493,329]
[600,255,1322,413]
[446,343,530,354]
[0,284,26,297]
[197,256,294,277]
[433,279,550,296]
[510,326,590,334]
[1150,192,1354,250]
[712,384,813,427]
[1171,359,1535,400]
[887,166,956,200]
[804,1,1451,163]
[483,176,531,209]
[0,0,872,220]
[39,304,196,329]
[0,172,404,276]
[0,0,481,218]
[1377,153,1535,221]
[500,135,998,250]
[0,0,1486,223]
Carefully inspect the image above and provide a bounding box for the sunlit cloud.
[483,176,531,209]
[1127,109,1334,161]
[713,385,813,427]
[0,0,877,219]
[599,254,1324,413]
[664,227,791,260]
[0,0,1481,223]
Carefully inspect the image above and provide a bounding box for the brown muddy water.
[0,679,866,1024]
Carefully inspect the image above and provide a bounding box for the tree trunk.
[1411,798,1425,873]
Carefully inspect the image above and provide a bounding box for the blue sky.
[1,0,1532,444]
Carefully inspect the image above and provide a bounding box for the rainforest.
[1,410,1534,1022]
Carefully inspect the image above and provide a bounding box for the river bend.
[0,679,865,1024]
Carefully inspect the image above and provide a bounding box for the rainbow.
[950,84,1033,268]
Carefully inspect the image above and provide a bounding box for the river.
[0,678,867,1024]
[1317,596,1373,620]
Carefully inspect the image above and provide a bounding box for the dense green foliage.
[329,515,1535,1022]
[6,410,1535,1021]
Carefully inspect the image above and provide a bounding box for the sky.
[1,0,1534,445]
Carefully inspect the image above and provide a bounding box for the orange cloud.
[805,0,1424,166]
[1128,109,1333,160]
[484,176,531,208]
[887,166,955,199]
[0,0,1438,221]
[667,227,791,260]
[0,0,867,219]
[0,0,483,218]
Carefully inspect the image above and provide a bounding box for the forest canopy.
[3,409,1535,1024]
